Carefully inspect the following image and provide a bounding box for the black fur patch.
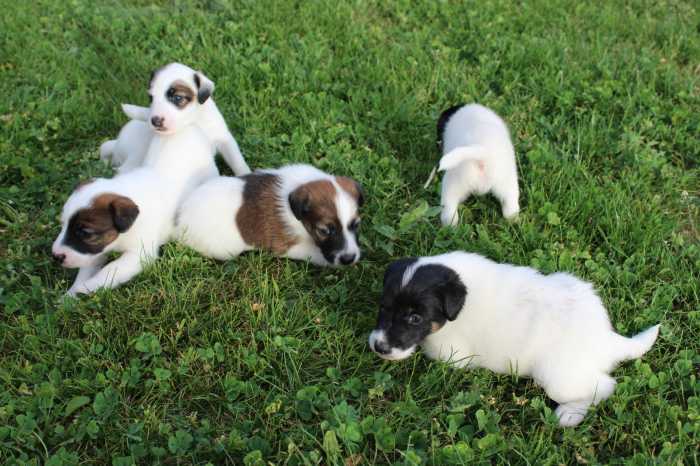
[436,104,464,152]
[375,260,467,351]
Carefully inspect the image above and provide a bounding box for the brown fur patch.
[290,180,340,240]
[169,81,195,108]
[335,176,363,206]
[236,174,299,254]
[431,322,444,333]
[64,193,138,254]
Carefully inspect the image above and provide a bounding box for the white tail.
[614,324,660,362]
[437,145,486,172]
[121,103,149,121]
[99,140,116,162]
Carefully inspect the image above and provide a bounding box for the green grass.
[1,0,699,464]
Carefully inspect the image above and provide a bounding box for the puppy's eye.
[318,224,336,236]
[349,218,361,231]
[77,226,94,239]
[407,314,423,325]
[173,95,183,104]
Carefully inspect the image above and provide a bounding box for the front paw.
[66,283,90,297]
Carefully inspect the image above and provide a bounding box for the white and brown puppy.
[436,103,519,226]
[51,169,179,296]
[100,62,250,176]
[54,118,217,296]
[175,164,363,266]
[369,252,660,427]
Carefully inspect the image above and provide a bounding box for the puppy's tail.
[99,140,116,163]
[437,145,486,172]
[121,103,149,121]
[613,324,660,362]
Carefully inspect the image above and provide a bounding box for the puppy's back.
[175,176,246,260]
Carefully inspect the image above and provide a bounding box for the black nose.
[151,116,164,128]
[339,253,356,265]
[373,340,390,355]
[52,253,65,264]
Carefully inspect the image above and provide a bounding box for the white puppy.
[100,62,250,176]
[53,123,217,296]
[436,103,519,226]
[175,164,364,266]
[369,252,660,427]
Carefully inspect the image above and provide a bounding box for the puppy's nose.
[339,253,356,265]
[52,253,66,264]
[372,340,391,355]
[151,116,165,128]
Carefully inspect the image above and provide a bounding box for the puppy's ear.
[383,258,418,287]
[109,196,140,232]
[288,186,311,221]
[438,273,467,321]
[193,71,215,104]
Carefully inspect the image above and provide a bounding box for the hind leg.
[541,369,617,427]
[492,175,519,221]
[440,171,470,227]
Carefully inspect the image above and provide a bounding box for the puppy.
[369,252,660,427]
[100,62,250,176]
[54,121,217,296]
[436,103,519,226]
[51,169,177,296]
[175,164,363,266]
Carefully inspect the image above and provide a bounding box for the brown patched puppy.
[52,168,179,296]
[175,164,363,266]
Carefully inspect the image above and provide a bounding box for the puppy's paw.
[67,283,90,297]
[555,403,588,427]
[503,211,520,223]
[440,209,459,227]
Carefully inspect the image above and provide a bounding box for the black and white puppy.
[369,252,660,427]
[100,62,250,176]
[436,103,519,226]
[175,164,363,266]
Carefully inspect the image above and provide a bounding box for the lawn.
[1,0,698,464]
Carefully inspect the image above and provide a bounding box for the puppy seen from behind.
[436,103,520,226]
[175,164,364,267]
[369,251,660,427]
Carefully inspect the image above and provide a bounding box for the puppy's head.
[369,258,467,360]
[288,176,363,266]
[147,63,214,134]
[51,182,139,268]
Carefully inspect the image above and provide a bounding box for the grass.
[0,0,698,464]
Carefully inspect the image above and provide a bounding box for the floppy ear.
[194,71,215,104]
[109,196,140,232]
[383,258,418,287]
[288,186,311,221]
[438,273,467,321]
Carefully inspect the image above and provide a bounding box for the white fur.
[54,125,217,296]
[100,63,250,176]
[396,252,659,427]
[175,164,361,266]
[438,104,519,226]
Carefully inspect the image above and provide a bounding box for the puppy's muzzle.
[339,253,357,265]
[371,339,391,355]
[150,116,165,130]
